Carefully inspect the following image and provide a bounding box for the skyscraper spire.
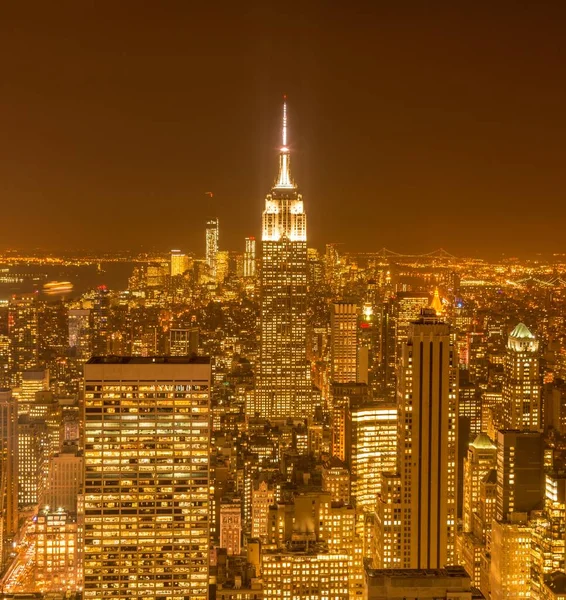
[275,95,294,189]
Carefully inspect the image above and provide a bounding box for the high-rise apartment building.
[398,308,458,568]
[256,100,311,418]
[502,323,541,431]
[206,218,219,278]
[83,356,211,600]
[0,389,18,568]
[330,302,358,384]
[243,236,256,278]
[8,293,39,386]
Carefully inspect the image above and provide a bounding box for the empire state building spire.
[257,99,311,420]
[275,96,295,189]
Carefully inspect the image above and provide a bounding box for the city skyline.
[2,3,566,256]
[1,5,566,598]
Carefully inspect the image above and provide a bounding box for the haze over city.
[2,2,566,256]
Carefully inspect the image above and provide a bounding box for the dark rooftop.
[87,355,210,365]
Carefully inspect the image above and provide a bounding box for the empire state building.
[256,100,312,418]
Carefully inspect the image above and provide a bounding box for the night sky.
[1,2,566,257]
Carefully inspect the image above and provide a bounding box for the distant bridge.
[372,248,457,260]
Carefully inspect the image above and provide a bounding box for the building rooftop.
[87,355,210,365]
[471,432,496,450]
[510,322,535,339]
[366,566,470,580]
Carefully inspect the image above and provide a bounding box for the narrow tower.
[502,323,540,431]
[398,308,459,568]
[256,98,311,418]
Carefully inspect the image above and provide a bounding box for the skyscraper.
[256,99,311,418]
[502,323,541,431]
[398,308,458,568]
[83,356,211,600]
[8,293,39,386]
[68,308,92,360]
[205,218,219,279]
[243,236,256,278]
[350,398,397,512]
[170,249,189,277]
[330,302,358,384]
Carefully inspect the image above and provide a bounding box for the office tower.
[8,293,39,386]
[83,356,211,600]
[503,323,541,431]
[18,415,48,509]
[458,433,496,588]
[68,308,92,360]
[459,379,482,441]
[170,249,189,276]
[91,286,110,356]
[398,308,458,568]
[243,236,256,278]
[364,566,480,600]
[206,218,219,278]
[45,444,83,512]
[216,250,230,283]
[462,433,497,533]
[350,399,397,512]
[169,327,199,355]
[219,497,242,555]
[256,99,311,419]
[17,368,49,415]
[35,508,79,592]
[330,302,358,384]
[496,430,543,522]
[0,390,18,568]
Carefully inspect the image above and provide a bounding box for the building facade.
[398,309,458,568]
[83,356,211,600]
